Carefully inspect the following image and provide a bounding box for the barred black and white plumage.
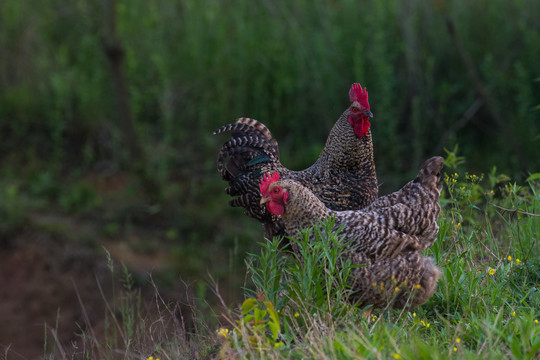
[259,156,444,309]
[214,83,378,238]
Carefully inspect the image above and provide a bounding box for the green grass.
[42,157,539,360]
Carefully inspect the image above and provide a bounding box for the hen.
[259,156,444,309]
[214,83,377,238]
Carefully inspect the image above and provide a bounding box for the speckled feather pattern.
[273,156,444,309]
[214,106,378,239]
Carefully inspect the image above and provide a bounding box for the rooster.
[259,156,444,309]
[214,83,377,238]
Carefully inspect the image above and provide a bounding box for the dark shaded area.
[0,0,538,357]
[0,228,112,359]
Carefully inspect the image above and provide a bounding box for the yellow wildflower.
[421,320,426,326]
[512,311,516,317]
[426,323,430,328]
[488,268,495,276]
[294,312,299,318]
[395,287,399,292]
[217,328,229,338]
[535,319,538,324]
[456,338,461,343]
[393,353,400,359]
[413,312,416,317]
[453,347,457,352]
[516,259,520,265]
[415,284,421,289]
[507,256,512,261]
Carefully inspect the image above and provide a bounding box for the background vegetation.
[0,0,538,358]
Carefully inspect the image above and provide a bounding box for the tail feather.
[415,156,444,192]
[218,134,278,159]
[213,117,271,138]
[247,154,272,167]
[215,117,281,184]
[214,118,279,156]
[213,118,274,144]
[365,156,444,211]
[226,171,259,196]
[213,122,253,136]
[235,117,274,141]
[214,118,285,237]
[216,134,278,179]
[220,152,255,182]
[362,156,443,250]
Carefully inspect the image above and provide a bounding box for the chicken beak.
[260,197,270,205]
[365,110,374,118]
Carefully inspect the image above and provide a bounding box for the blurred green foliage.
[0,0,538,248]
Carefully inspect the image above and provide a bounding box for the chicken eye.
[273,187,280,193]
[351,107,359,113]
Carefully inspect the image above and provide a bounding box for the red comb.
[348,83,370,110]
[260,172,280,196]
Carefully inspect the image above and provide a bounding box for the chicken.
[214,83,377,238]
[259,156,444,309]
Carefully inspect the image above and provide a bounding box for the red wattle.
[348,115,369,137]
[267,201,284,215]
[362,118,371,136]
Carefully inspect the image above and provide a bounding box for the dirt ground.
[0,230,110,359]
[0,216,183,360]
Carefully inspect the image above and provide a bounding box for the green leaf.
[255,308,268,323]
[268,319,280,340]
[241,298,257,315]
[525,173,540,182]
[242,314,254,324]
